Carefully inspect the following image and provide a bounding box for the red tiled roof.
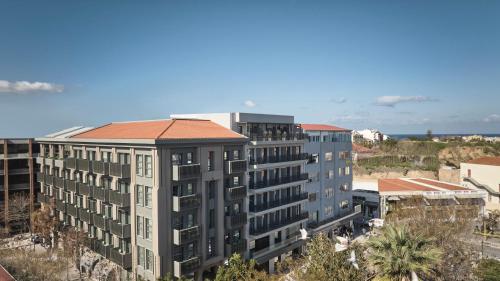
[300,124,350,132]
[411,178,467,191]
[467,156,500,166]
[71,119,245,140]
[378,179,437,192]
[0,265,15,281]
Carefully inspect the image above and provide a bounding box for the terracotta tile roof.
[300,124,350,132]
[378,179,437,192]
[0,265,15,281]
[411,178,467,191]
[71,119,245,140]
[467,156,500,166]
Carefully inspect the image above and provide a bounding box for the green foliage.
[367,225,442,281]
[475,259,500,281]
[215,253,267,281]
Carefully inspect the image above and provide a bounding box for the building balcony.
[173,194,200,212]
[93,214,110,231]
[55,199,66,213]
[67,180,78,193]
[225,212,247,229]
[110,220,131,238]
[109,163,131,178]
[109,190,130,207]
[248,133,308,142]
[109,247,132,269]
[54,177,66,189]
[173,256,200,278]
[37,193,51,204]
[173,225,200,245]
[66,204,79,218]
[224,185,246,201]
[65,158,77,169]
[36,172,44,183]
[225,239,247,256]
[80,210,93,225]
[249,173,309,190]
[92,161,109,175]
[90,239,111,258]
[249,193,309,213]
[224,160,247,174]
[249,153,309,165]
[172,164,201,181]
[78,183,93,197]
[93,187,109,202]
[250,212,309,236]
[44,174,54,186]
[77,159,92,172]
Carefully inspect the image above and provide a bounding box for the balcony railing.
[93,187,109,202]
[36,172,44,183]
[93,214,110,231]
[225,185,246,201]
[93,161,109,175]
[250,212,309,236]
[173,256,200,278]
[109,163,131,178]
[225,239,247,256]
[173,194,200,212]
[77,159,92,172]
[66,158,77,169]
[109,247,132,269]
[110,220,131,238]
[249,193,309,213]
[55,199,66,213]
[54,177,66,189]
[109,190,130,207]
[67,180,78,193]
[249,153,308,165]
[173,225,200,245]
[225,212,247,229]
[249,173,309,190]
[37,193,51,204]
[78,183,93,197]
[224,160,247,174]
[90,240,111,258]
[66,204,79,218]
[172,164,201,181]
[249,132,307,142]
[80,210,93,224]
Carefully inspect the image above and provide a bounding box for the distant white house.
[352,129,388,143]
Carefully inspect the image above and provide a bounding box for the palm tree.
[367,225,441,281]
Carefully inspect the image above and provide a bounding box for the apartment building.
[460,157,500,212]
[1,138,39,232]
[171,113,309,273]
[301,124,360,235]
[35,119,248,281]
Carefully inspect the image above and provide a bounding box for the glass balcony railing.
[249,173,309,190]
[249,212,309,236]
[249,193,308,213]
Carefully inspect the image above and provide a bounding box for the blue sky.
[1,0,499,137]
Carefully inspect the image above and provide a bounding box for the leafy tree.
[427,129,433,140]
[215,253,268,281]
[157,273,190,281]
[31,207,59,248]
[475,259,500,281]
[367,225,441,281]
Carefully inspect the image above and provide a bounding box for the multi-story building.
[301,124,360,236]
[171,113,309,273]
[460,157,500,212]
[35,119,248,280]
[1,138,39,232]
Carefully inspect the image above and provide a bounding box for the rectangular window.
[186,152,193,164]
[145,249,153,271]
[145,186,152,207]
[101,151,111,163]
[208,151,214,171]
[145,155,152,177]
[208,181,215,199]
[209,209,215,228]
[233,150,240,160]
[326,170,334,179]
[233,176,240,186]
[136,216,143,237]
[118,153,130,164]
[136,155,143,176]
[340,200,349,209]
[137,246,145,267]
[136,185,144,206]
[325,152,333,161]
[145,218,152,239]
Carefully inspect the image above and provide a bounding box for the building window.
[136,185,144,206]
[209,209,215,228]
[145,155,152,177]
[308,193,317,202]
[233,176,240,186]
[186,152,193,164]
[340,183,349,191]
[308,153,319,164]
[339,151,350,160]
[137,246,145,267]
[145,218,152,239]
[209,181,216,199]
[208,238,216,257]
[145,249,153,271]
[171,153,182,165]
[208,151,214,171]
[101,151,111,162]
[325,152,333,161]
[325,188,334,198]
[187,214,194,227]
[233,150,240,160]
[137,216,143,237]
[118,153,130,164]
[346,166,351,175]
[324,206,333,216]
[326,170,334,179]
[340,200,349,209]
[136,155,143,176]
[145,186,152,207]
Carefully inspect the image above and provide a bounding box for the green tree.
[367,225,441,281]
[215,253,268,281]
[475,259,500,281]
[427,129,433,140]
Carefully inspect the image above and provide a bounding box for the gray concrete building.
[171,113,309,273]
[301,124,359,236]
[1,138,38,232]
[35,119,248,280]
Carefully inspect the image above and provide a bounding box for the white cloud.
[0,80,64,94]
[330,114,367,122]
[483,114,500,123]
[244,100,256,108]
[375,95,436,107]
[331,97,347,104]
